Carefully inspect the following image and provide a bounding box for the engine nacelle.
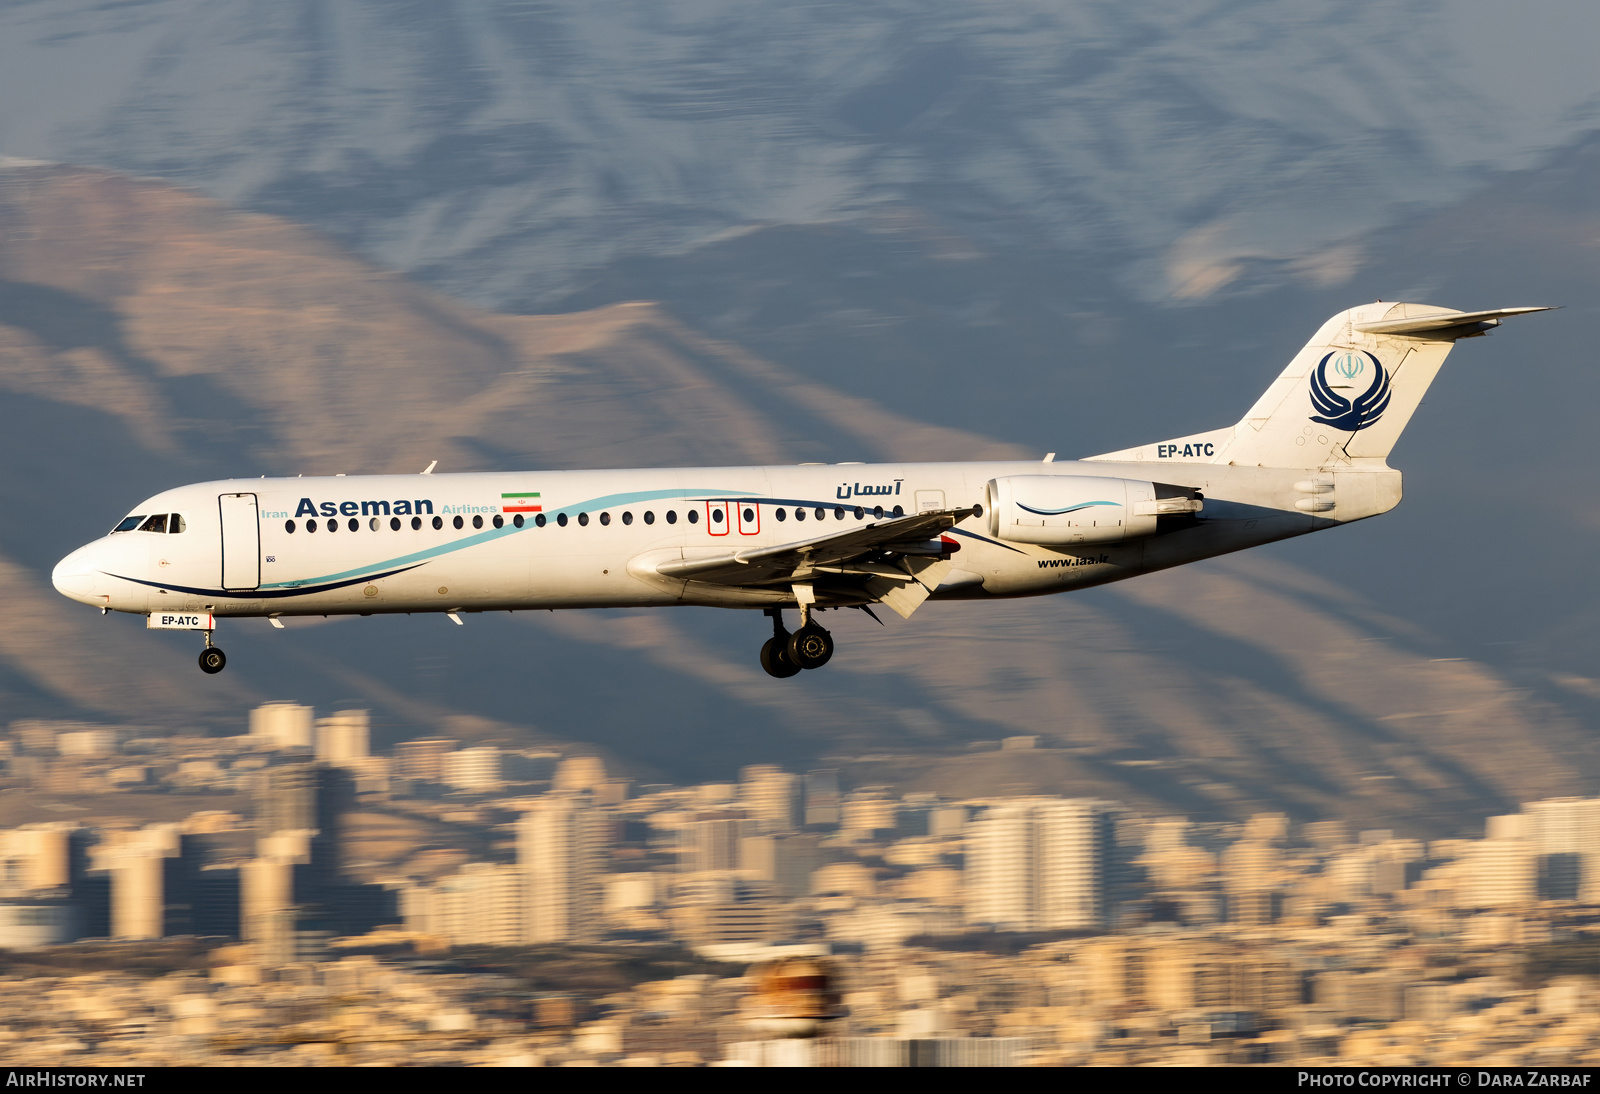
[986,475,1201,546]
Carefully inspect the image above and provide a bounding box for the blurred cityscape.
[0,704,1597,1066]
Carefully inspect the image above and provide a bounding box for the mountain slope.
[0,165,1592,832]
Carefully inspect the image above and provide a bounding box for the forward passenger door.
[219,493,260,590]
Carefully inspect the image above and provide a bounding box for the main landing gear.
[198,630,226,675]
[760,608,835,678]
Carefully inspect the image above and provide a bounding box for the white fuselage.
[51,458,1373,619]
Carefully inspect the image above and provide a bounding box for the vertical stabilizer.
[1088,303,1550,470]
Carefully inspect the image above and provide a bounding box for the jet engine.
[986,475,1202,546]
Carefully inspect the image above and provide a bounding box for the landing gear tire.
[198,647,227,675]
[788,624,834,670]
[760,637,802,678]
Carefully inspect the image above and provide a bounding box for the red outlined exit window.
[737,502,760,536]
[706,500,731,535]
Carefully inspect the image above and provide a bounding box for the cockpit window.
[113,516,146,533]
[138,514,168,534]
[169,514,186,533]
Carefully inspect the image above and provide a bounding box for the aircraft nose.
[52,542,106,604]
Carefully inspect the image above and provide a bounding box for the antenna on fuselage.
[421,460,438,475]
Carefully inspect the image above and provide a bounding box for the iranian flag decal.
[501,492,542,513]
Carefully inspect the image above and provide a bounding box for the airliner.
[52,302,1549,677]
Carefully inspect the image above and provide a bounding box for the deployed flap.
[652,509,971,588]
[865,557,954,619]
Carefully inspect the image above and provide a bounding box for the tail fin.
[1088,303,1552,470]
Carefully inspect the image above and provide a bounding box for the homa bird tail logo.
[1309,350,1392,432]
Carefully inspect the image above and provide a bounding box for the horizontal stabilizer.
[1353,306,1554,336]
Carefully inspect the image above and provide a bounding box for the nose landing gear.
[198,630,227,674]
[759,608,834,678]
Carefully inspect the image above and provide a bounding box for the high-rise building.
[401,862,526,946]
[1221,839,1279,925]
[442,747,503,792]
[518,794,606,943]
[965,798,1115,931]
[248,762,397,950]
[0,826,73,892]
[249,702,314,751]
[553,755,606,794]
[315,710,370,768]
[256,762,356,885]
[840,788,899,840]
[681,811,747,873]
[740,765,799,833]
[394,737,456,782]
[242,830,313,964]
[1464,813,1537,907]
[803,770,840,827]
[1523,796,1600,900]
[99,825,182,940]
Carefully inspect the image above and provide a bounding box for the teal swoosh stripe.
[260,487,753,591]
[1015,500,1118,516]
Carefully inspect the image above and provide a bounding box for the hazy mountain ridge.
[2,0,1595,305]
[0,165,1593,831]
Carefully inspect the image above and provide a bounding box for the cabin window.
[665,511,677,524]
[513,514,524,528]
[557,513,568,527]
[814,508,825,520]
[537,514,548,527]
[326,518,337,533]
[711,508,723,524]
[453,516,464,530]
[599,512,611,527]
[794,508,805,522]
[391,517,402,531]
[307,519,318,533]
[687,510,699,524]
[643,511,654,525]
[854,506,864,520]
[285,520,296,534]
[472,514,483,529]
[776,508,786,521]
[369,517,380,531]
[493,514,504,528]
[577,513,589,527]
[833,507,844,520]
[893,505,904,517]
[973,503,984,518]
[743,507,755,523]
[622,512,633,526]
[139,514,167,534]
[348,518,359,532]
[873,505,883,519]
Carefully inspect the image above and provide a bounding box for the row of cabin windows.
[287,513,526,534]
[283,504,910,536]
[112,514,187,534]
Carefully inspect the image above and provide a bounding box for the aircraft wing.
[651,508,972,617]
